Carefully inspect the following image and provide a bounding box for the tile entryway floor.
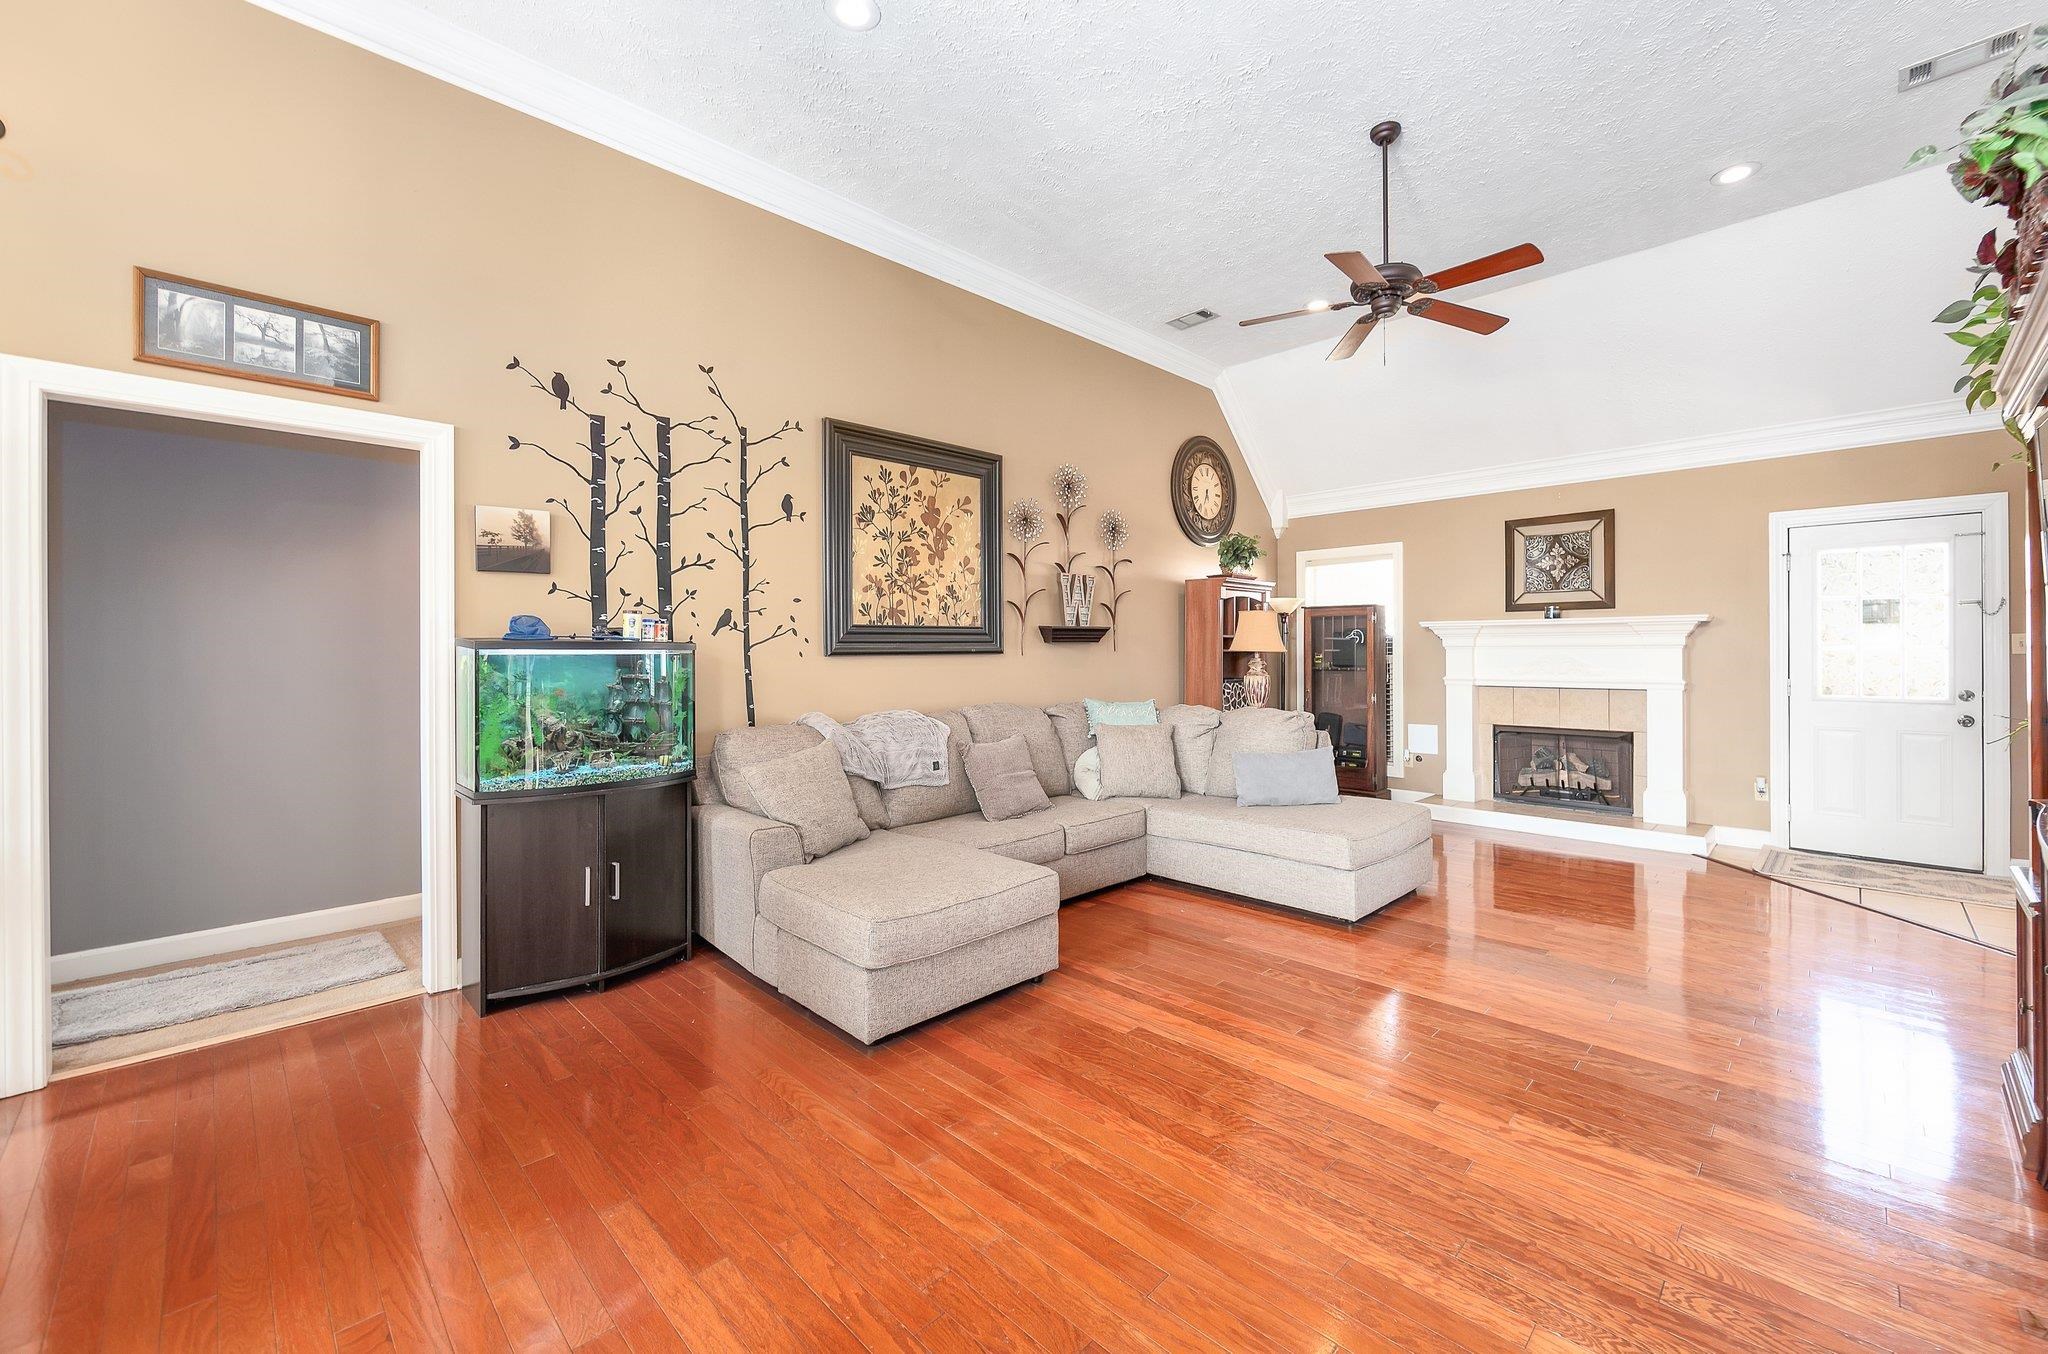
[1709,845,2016,953]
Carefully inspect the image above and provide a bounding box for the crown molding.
[1282,401,2003,519]
[246,0,1219,388]
[1209,367,1286,536]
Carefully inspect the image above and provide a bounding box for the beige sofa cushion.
[877,710,976,828]
[965,735,1054,821]
[1041,796,1147,854]
[1094,724,1181,799]
[892,809,1065,864]
[1204,708,1317,800]
[963,702,1071,796]
[1144,794,1431,871]
[1045,700,1092,772]
[737,740,870,861]
[712,723,884,827]
[1160,704,1222,795]
[758,835,1057,969]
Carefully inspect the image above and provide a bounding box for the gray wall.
[48,404,420,954]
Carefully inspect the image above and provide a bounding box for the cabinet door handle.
[583,866,591,907]
[611,862,621,901]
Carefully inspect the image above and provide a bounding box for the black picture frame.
[822,420,1003,654]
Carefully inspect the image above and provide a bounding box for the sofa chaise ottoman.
[756,834,1058,1044]
[694,701,1433,1044]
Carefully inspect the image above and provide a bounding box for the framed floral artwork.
[822,421,1003,654]
[1505,509,1615,611]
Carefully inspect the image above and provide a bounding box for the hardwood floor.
[2,825,2042,1351]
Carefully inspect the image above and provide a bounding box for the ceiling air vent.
[1166,308,1219,330]
[1899,26,2031,91]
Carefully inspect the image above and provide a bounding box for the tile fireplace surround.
[1421,615,1710,829]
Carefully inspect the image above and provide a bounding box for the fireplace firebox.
[1492,725,1635,815]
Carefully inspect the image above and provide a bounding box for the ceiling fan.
[1241,120,1545,361]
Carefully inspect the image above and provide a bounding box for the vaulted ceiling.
[273,0,2010,371]
[260,0,2015,514]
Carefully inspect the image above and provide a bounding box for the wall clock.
[1170,436,1235,545]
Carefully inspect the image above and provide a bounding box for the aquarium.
[457,640,694,798]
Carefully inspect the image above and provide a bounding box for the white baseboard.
[51,893,422,984]
[1704,825,1774,851]
[1389,788,1432,803]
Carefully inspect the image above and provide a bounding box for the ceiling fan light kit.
[1241,119,1545,360]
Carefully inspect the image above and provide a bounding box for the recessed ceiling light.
[1711,162,1757,187]
[825,0,881,31]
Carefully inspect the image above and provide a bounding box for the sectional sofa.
[694,700,1434,1043]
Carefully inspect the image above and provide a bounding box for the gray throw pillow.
[965,735,1053,821]
[1234,746,1340,807]
[1206,708,1317,800]
[737,739,870,861]
[1094,724,1182,799]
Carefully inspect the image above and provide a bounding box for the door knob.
[1960,689,1977,701]
[1958,714,1977,728]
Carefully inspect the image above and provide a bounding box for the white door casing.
[1768,496,2010,875]
[0,355,459,1099]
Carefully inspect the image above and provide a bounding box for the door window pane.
[1814,543,1949,701]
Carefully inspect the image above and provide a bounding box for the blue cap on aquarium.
[503,614,553,640]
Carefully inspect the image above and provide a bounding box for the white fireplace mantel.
[1421,615,1709,827]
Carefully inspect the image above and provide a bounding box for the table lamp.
[1229,608,1287,708]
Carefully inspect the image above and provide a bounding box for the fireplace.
[1492,725,1636,815]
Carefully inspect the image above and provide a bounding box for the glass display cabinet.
[1302,605,1389,797]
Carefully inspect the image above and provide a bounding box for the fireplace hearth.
[1493,725,1635,815]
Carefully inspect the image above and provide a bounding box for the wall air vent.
[1899,26,2031,91]
[1166,308,1219,330]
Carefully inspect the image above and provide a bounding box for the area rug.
[1754,847,2014,906]
[52,931,405,1047]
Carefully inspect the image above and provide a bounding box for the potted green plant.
[1912,28,2048,429]
[1216,531,1263,577]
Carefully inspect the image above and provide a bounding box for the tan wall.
[4,0,1270,741]
[1279,433,2028,835]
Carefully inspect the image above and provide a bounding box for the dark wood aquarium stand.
[460,778,693,1014]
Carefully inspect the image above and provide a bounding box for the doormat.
[52,931,405,1047]
[1754,847,2014,907]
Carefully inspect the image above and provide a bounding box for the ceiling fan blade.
[1421,243,1544,293]
[1407,297,1508,335]
[1238,301,1356,328]
[1325,251,1389,289]
[1325,316,1378,361]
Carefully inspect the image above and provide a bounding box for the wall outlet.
[1753,776,1770,802]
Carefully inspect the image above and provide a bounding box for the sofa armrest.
[694,801,803,975]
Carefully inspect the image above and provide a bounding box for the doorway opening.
[47,404,424,1074]
[0,355,457,1098]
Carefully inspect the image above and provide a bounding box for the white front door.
[1786,512,1984,870]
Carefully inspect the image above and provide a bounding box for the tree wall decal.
[506,358,640,635]
[601,358,725,625]
[686,365,808,726]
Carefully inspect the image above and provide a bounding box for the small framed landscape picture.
[1506,509,1615,612]
[474,505,551,574]
[134,268,379,399]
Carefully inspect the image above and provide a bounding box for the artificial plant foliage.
[1910,27,2048,435]
[1217,531,1263,573]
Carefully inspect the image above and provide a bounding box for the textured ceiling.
[387,0,2014,369]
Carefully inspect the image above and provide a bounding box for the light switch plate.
[1407,723,1440,756]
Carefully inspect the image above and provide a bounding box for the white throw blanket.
[797,709,951,789]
